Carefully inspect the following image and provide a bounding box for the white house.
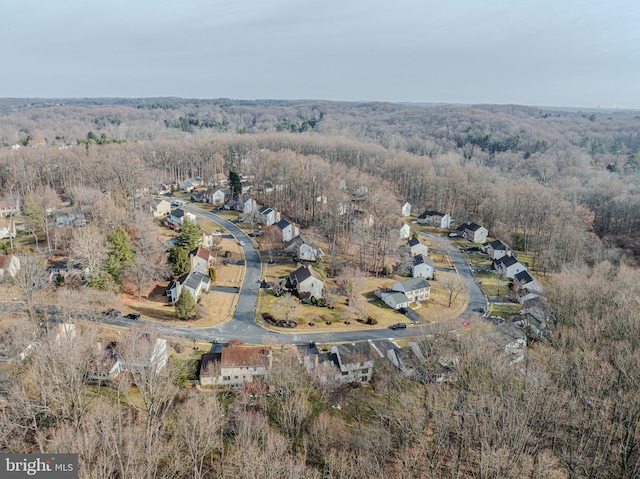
[417,210,452,229]
[400,223,411,239]
[189,247,215,275]
[179,177,203,192]
[412,254,434,279]
[455,222,488,243]
[168,208,197,227]
[0,218,16,240]
[166,272,211,303]
[88,341,123,382]
[331,342,377,383]
[392,277,430,302]
[407,237,429,257]
[513,270,543,293]
[259,206,280,226]
[377,290,410,310]
[401,202,412,217]
[494,255,527,279]
[199,188,228,205]
[297,242,323,262]
[274,218,299,243]
[288,265,324,299]
[482,239,511,260]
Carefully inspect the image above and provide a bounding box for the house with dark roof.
[258,206,280,226]
[273,218,299,242]
[494,255,527,279]
[512,270,543,293]
[392,277,430,302]
[482,239,511,260]
[288,265,324,299]
[456,222,488,243]
[406,237,429,257]
[166,271,211,303]
[52,206,86,228]
[168,208,197,227]
[331,341,380,383]
[412,254,434,279]
[199,345,272,387]
[417,210,452,229]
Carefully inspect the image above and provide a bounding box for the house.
[0,217,16,240]
[417,210,452,229]
[166,271,211,303]
[401,202,412,217]
[199,345,272,387]
[400,223,411,240]
[274,218,299,242]
[412,254,434,279]
[331,342,378,383]
[198,188,228,205]
[407,237,429,257]
[376,290,410,310]
[226,195,257,214]
[189,247,215,275]
[297,242,323,262]
[47,258,89,283]
[157,181,175,195]
[168,208,197,227]
[512,270,543,293]
[0,255,20,281]
[212,173,228,186]
[494,255,527,279]
[151,199,171,218]
[288,265,324,299]
[0,198,20,217]
[52,206,86,227]
[122,337,169,375]
[179,177,203,192]
[392,277,430,302]
[455,222,488,243]
[258,206,280,226]
[387,342,426,377]
[88,341,123,382]
[482,239,511,260]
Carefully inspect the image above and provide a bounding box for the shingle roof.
[407,237,420,247]
[514,270,535,284]
[418,210,445,219]
[275,218,291,230]
[221,346,271,367]
[177,272,210,290]
[488,239,508,250]
[495,255,519,268]
[413,254,434,267]
[393,277,430,293]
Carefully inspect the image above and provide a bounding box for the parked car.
[238,241,245,246]
[125,313,140,321]
[390,322,407,330]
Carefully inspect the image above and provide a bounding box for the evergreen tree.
[169,246,191,276]
[229,170,242,196]
[105,226,135,284]
[175,288,197,320]
[175,219,201,252]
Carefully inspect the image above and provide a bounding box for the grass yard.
[488,303,521,320]
[474,270,511,297]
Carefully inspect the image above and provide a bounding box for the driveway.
[419,231,487,316]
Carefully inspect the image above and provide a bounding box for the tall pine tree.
[104,226,135,284]
[175,219,201,252]
[175,288,197,320]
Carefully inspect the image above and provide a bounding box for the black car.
[104,309,122,317]
[390,323,407,330]
[125,313,140,320]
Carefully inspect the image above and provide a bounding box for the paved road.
[420,231,488,315]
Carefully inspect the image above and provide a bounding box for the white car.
[239,241,245,246]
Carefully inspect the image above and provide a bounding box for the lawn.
[488,303,521,320]
[474,270,511,297]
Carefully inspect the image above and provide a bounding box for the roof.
[488,239,508,250]
[190,247,213,261]
[514,270,535,284]
[154,199,170,207]
[334,342,377,365]
[289,265,322,285]
[457,222,484,232]
[495,255,520,268]
[407,237,421,247]
[393,277,430,293]
[418,210,446,219]
[259,206,273,214]
[176,272,210,290]
[275,218,291,230]
[380,291,411,304]
[172,208,186,218]
[221,346,271,367]
[413,254,434,267]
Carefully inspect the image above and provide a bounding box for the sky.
[2,0,640,108]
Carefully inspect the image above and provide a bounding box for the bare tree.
[441,275,464,307]
[12,254,48,321]
[69,225,107,281]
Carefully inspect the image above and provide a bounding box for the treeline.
[2,262,640,478]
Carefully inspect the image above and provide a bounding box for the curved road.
[114,202,484,345]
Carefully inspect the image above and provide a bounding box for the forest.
[1,98,640,477]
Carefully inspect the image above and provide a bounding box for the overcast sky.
[3,0,639,108]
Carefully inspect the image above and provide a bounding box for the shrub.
[366,316,378,325]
